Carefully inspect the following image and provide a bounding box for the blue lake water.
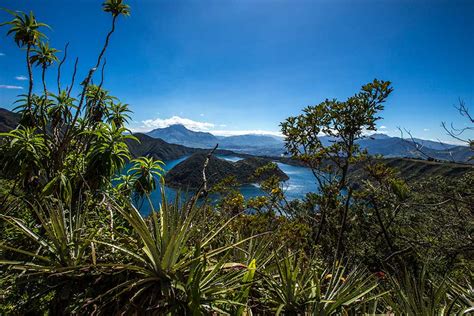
[130,155,317,215]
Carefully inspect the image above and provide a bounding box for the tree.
[129,157,165,197]
[442,100,474,159]
[30,41,60,96]
[281,79,393,257]
[1,11,48,118]
[107,102,132,127]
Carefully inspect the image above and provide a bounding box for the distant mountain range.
[147,124,471,163]
[0,108,471,163]
[147,124,282,155]
[147,124,218,149]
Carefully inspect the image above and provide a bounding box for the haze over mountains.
[147,124,472,163]
[147,124,283,156]
[0,108,471,163]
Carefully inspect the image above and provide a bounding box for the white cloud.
[379,125,387,129]
[199,113,204,117]
[423,128,430,132]
[141,116,215,131]
[15,75,28,81]
[130,116,283,137]
[0,85,23,90]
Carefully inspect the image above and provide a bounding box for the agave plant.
[0,198,96,313]
[381,266,474,315]
[261,253,381,315]
[90,189,259,314]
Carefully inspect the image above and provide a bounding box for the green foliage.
[102,0,131,17]
[0,9,48,47]
[281,79,393,183]
[1,1,472,314]
[30,41,59,68]
[281,79,394,259]
[83,122,136,186]
[261,254,381,315]
[0,127,48,188]
[89,191,254,314]
[381,266,473,315]
[107,102,132,127]
[126,156,165,197]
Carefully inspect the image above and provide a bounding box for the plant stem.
[26,43,34,114]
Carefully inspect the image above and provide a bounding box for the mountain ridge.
[0,108,471,163]
[145,123,471,162]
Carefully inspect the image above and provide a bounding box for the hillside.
[382,158,473,181]
[165,153,289,189]
[0,108,471,165]
[145,124,472,162]
[126,133,197,161]
[147,124,218,148]
[350,157,473,183]
[127,133,251,162]
[147,124,285,155]
[0,108,20,132]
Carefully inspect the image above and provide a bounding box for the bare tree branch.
[202,144,219,195]
[57,42,69,93]
[397,127,434,160]
[67,57,79,98]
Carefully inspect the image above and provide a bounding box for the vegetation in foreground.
[0,1,473,314]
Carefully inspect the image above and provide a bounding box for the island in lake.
[165,153,289,189]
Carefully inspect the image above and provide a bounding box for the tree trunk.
[26,43,34,116]
[335,188,352,259]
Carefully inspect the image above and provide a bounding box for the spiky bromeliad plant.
[259,253,383,315]
[89,187,262,315]
[0,198,97,314]
[381,265,474,315]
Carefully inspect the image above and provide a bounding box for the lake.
[131,155,317,215]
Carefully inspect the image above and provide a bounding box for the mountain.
[0,108,20,132]
[146,124,286,156]
[145,124,471,162]
[0,108,470,163]
[219,134,285,156]
[354,134,467,161]
[220,134,283,148]
[126,133,248,161]
[126,133,198,161]
[147,124,219,148]
[164,152,288,189]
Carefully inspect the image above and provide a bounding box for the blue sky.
[0,0,473,142]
